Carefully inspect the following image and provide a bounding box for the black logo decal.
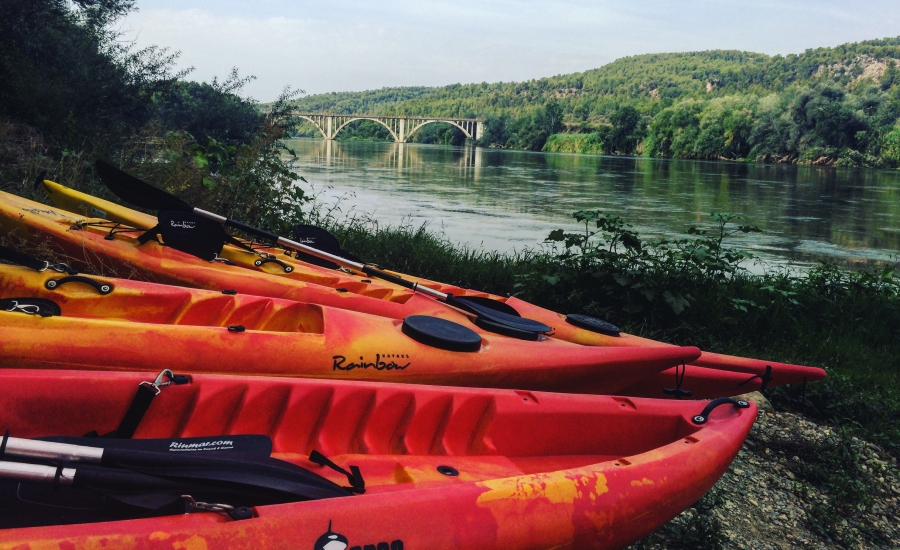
[314,521,349,550]
[332,354,410,372]
[314,522,403,550]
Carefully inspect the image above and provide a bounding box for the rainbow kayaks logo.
[314,522,404,550]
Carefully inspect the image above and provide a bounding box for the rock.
[735,391,775,413]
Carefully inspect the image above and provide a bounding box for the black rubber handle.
[45,276,113,295]
[253,257,293,273]
[691,397,751,424]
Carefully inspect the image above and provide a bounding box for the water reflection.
[285,139,900,268]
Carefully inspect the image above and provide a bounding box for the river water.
[285,138,900,270]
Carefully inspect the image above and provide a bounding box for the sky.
[120,0,900,102]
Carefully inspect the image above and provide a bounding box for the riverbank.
[323,213,900,548]
[633,396,900,549]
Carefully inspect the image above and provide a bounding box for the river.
[284,138,900,270]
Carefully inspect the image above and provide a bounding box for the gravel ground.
[631,393,900,549]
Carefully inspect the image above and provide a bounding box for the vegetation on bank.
[1,0,306,234]
[289,39,900,166]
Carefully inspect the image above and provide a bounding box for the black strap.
[663,363,693,398]
[225,235,256,253]
[738,364,774,392]
[113,372,189,439]
[0,429,8,460]
[308,450,365,494]
[0,245,76,274]
[137,224,161,245]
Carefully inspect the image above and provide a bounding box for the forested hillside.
[290,38,900,166]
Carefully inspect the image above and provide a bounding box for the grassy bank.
[542,133,605,155]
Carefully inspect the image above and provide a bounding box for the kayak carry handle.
[45,275,112,295]
[691,397,751,425]
[254,257,293,273]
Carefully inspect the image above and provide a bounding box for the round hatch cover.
[402,315,482,352]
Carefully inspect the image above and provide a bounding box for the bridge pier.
[295,113,483,143]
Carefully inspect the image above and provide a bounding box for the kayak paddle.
[94,160,552,334]
[0,435,355,511]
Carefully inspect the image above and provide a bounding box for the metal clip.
[36,261,71,274]
[139,369,176,396]
[210,254,235,265]
[182,495,253,520]
[4,301,41,315]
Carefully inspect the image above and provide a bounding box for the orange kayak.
[0,261,697,394]
[0,369,756,549]
[42,179,828,388]
[18,185,827,394]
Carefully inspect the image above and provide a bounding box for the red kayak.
[0,369,756,549]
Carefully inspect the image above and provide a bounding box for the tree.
[607,106,643,154]
[0,0,180,151]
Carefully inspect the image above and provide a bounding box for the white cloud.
[122,0,900,101]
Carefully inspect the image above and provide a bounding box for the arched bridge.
[294,113,483,143]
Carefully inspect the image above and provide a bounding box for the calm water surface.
[285,139,900,269]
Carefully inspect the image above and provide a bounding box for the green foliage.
[152,69,263,147]
[409,123,467,146]
[0,0,305,233]
[0,0,181,153]
[114,90,308,235]
[287,37,900,165]
[542,133,604,155]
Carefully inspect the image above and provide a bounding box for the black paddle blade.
[95,160,193,213]
[42,435,274,457]
[292,224,363,269]
[101,449,351,501]
[448,296,552,333]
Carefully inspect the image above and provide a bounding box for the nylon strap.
[308,450,366,494]
[0,245,55,271]
[137,224,160,245]
[113,371,189,438]
[113,383,158,439]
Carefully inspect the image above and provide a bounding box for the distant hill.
[288,37,900,166]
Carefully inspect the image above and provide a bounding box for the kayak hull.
[0,369,757,550]
[0,264,699,394]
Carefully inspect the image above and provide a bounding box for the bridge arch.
[404,119,473,141]
[332,117,399,141]
[292,113,482,142]
[294,115,329,140]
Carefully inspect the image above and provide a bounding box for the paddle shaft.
[0,461,76,485]
[4,436,103,463]
[92,160,551,332]
[202,209,553,332]
[193,208,450,302]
